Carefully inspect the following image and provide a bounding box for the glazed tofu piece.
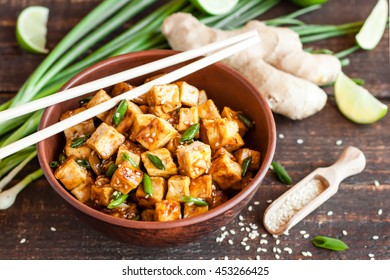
[141,148,177,178]
[71,183,91,203]
[189,174,213,204]
[201,118,244,152]
[165,133,182,155]
[231,171,254,191]
[86,122,126,160]
[183,204,209,218]
[210,184,228,209]
[155,200,182,221]
[136,117,177,151]
[198,89,208,105]
[110,82,134,97]
[104,100,143,136]
[166,175,190,202]
[90,176,115,206]
[115,140,142,166]
[60,107,95,140]
[234,148,261,171]
[176,107,199,132]
[176,141,211,179]
[147,84,181,116]
[141,209,156,221]
[197,99,221,120]
[212,147,235,161]
[136,176,167,208]
[176,81,199,107]
[64,138,92,160]
[110,160,143,194]
[129,113,156,142]
[209,153,242,190]
[86,89,111,120]
[221,107,248,137]
[54,156,92,191]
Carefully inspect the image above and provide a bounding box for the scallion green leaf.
[182,196,208,206]
[107,193,128,209]
[146,153,165,170]
[142,173,153,197]
[70,134,91,148]
[238,112,253,129]
[112,99,128,126]
[180,123,200,143]
[271,161,292,185]
[241,156,252,177]
[312,236,349,251]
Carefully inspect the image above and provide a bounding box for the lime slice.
[334,72,388,124]
[288,0,328,7]
[190,0,238,15]
[356,0,388,50]
[16,6,49,54]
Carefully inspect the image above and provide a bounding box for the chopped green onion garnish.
[238,112,253,129]
[70,133,91,148]
[241,156,252,177]
[122,153,138,168]
[182,196,208,206]
[112,99,128,127]
[79,96,93,106]
[312,236,349,251]
[49,161,59,168]
[76,159,92,170]
[142,173,153,197]
[271,161,292,185]
[146,153,165,170]
[107,193,128,209]
[59,153,66,163]
[180,123,200,143]
[105,163,117,178]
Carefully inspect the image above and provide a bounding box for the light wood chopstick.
[0,30,259,122]
[0,32,260,159]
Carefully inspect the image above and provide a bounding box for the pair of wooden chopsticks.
[0,31,259,160]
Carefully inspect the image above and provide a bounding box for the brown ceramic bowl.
[37,50,276,246]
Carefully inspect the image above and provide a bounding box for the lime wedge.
[16,6,49,54]
[356,0,388,50]
[334,72,388,124]
[190,0,238,15]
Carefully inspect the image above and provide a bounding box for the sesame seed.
[50,227,56,232]
[368,253,375,258]
[273,247,277,253]
[224,256,229,260]
[240,227,245,231]
[243,237,248,242]
[303,233,310,239]
[336,140,343,146]
[245,245,250,251]
[220,226,226,231]
[276,248,282,254]
[152,132,156,137]
[248,205,253,211]
[238,222,244,227]
[241,241,247,246]
[327,211,333,216]
[342,230,348,236]
[239,215,244,221]
[228,239,233,245]
[300,230,306,235]
[261,248,267,252]
[272,234,279,239]
[306,251,312,257]
[261,233,267,238]
[378,209,383,215]
[260,239,268,245]
[230,230,236,235]
[256,255,261,260]
[254,201,260,205]
[145,133,150,137]
[20,238,26,244]
[148,138,153,143]
[278,133,285,139]
[257,248,262,252]
[297,139,304,144]
[275,254,280,260]
[246,227,250,232]
[276,239,280,245]
[302,251,308,257]
[374,180,380,187]
[372,235,379,240]
[267,199,273,203]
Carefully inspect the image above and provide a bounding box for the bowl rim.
[37,49,276,230]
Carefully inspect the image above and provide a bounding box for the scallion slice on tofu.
[146,153,166,170]
[180,123,200,143]
[70,133,92,148]
[182,196,208,206]
[107,193,128,209]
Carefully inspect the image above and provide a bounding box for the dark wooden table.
[0,0,388,260]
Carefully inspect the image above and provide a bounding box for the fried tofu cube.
[212,147,235,161]
[64,138,92,160]
[197,99,221,120]
[165,133,182,155]
[234,148,261,171]
[141,148,177,178]
[104,100,143,136]
[115,141,142,166]
[183,204,209,218]
[136,117,177,151]
[54,156,92,191]
[86,122,126,160]
[176,107,199,132]
[201,118,244,152]
[155,200,182,221]
[136,177,167,208]
[60,107,95,140]
[198,90,208,105]
[148,84,181,116]
[71,184,91,203]
[209,153,242,190]
[166,175,190,202]
[221,107,248,137]
[210,184,228,209]
[189,174,213,204]
[110,82,133,97]
[176,141,211,179]
[87,89,112,120]
[110,160,143,194]
[91,176,115,206]
[176,81,199,107]
[141,209,156,221]
[129,113,156,142]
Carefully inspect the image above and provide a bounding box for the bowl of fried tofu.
[37,50,276,246]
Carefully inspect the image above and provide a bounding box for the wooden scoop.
[263,146,366,235]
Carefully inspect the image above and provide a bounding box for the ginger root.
[162,13,340,120]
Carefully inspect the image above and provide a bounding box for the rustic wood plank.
[0,0,388,260]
